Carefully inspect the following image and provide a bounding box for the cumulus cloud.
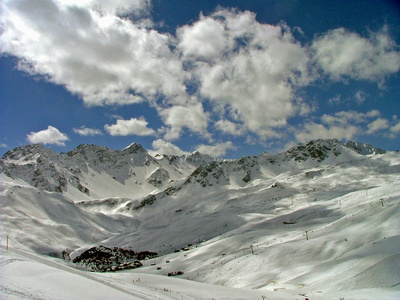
[178,14,228,61]
[390,122,400,135]
[104,117,155,136]
[0,0,188,106]
[2,2,400,146]
[57,0,150,16]
[84,0,150,16]
[295,110,386,142]
[215,119,246,136]
[195,141,235,158]
[160,103,209,140]
[367,118,389,134]
[73,126,103,136]
[181,9,312,139]
[295,122,360,143]
[150,139,189,156]
[312,26,400,82]
[27,126,69,146]
[322,110,380,126]
[384,116,400,138]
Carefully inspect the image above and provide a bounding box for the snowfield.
[1,139,400,299]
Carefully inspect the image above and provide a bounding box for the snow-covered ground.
[1,140,400,299]
[1,246,279,299]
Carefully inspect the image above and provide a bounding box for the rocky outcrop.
[71,245,157,272]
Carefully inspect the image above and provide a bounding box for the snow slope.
[1,139,400,299]
[1,246,288,300]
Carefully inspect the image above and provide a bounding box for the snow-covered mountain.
[0,142,213,198]
[1,139,399,299]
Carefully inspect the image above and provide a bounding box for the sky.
[0,0,400,158]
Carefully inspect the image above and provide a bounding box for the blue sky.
[1,0,400,158]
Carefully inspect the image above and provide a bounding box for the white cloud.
[27,126,69,146]
[322,110,380,126]
[57,0,150,16]
[160,103,209,140]
[0,143,8,148]
[150,139,189,156]
[295,122,360,143]
[296,110,388,142]
[73,126,103,136]
[184,9,312,139]
[2,3,400,145]
[215,119,246,136]
[150,139,235,158]
[367,118,389,134]
[104,117,155,136]
[88,0,150,16]
[385,116,400,138]
[390,122,400,134]
[0,0,188,106]
[195,141,235,158]
[178,14,228,61]
[328,92,368,106]
[312,26,400,82]
[328,94,342,105]
[354,90,367,104]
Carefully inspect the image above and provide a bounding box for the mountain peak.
[66,144,115,159]
[283,139,388,164]
[344,141,386,155]
[122,142,147,154]
[285,139,342,162]
[2,143,56,162]
[186,151,214,165]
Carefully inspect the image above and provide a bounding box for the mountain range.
[1,139,399,299]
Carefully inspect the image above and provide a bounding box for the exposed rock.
[147,168,170,187]
[72,245,157,272]
[0,139,387,197]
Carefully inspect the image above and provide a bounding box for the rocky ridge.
[0,139,387,199]
[70,245,157,272]
[0,143,212,197]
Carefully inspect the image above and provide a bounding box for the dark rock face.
[168,271,184,277]
[185,161,230,187]
[147,168,170,187]
[242,172,251,183]
[72,245,157,272]
[134,194,157,210]
[285,139,341,162]
[345,141,386,155]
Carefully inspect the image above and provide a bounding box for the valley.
[1,139,399,299]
